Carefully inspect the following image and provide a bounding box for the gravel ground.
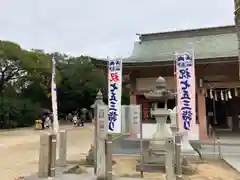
[0,124,93,180]
[112,156,240,180]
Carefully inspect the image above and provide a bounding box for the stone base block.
[135,156,166,173]
[136,162,166,172]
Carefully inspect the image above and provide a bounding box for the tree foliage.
[0,40,129,129]
[235,0,240,19]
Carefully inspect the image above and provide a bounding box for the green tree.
[57,56,107,114]
[0,41,52,128]
[0,40,129,128]
[0,41,24,91]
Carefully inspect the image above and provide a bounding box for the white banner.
[175,51,198,140]
[108,59,122,133]
[51,57,59,134]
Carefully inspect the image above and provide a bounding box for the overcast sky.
[0,0,235,58]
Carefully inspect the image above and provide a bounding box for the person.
[80,108,87,127]
[73,114,78,127]
[44,115,51,129]
[80,117,84,127]
[67,113,73,122]
[50,114,53,127]
[41,114,45,130]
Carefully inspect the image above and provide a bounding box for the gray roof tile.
[124,32,238,62]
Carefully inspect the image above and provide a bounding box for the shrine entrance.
[206,97,228,129]
[206,88,240,132]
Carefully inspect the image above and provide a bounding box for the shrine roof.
[124,25,238,63]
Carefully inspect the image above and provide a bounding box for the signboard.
[130,105,141,134]
[108,59,122,133]
[97,104,108,139]
[96,105,108,177]
[175,51,198,139]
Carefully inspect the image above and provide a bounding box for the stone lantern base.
[135,113,173,172]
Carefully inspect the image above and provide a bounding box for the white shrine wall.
[141,124,157,139]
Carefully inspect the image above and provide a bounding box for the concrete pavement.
[220,145,240,173]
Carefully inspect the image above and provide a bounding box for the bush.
[0,97,40,129]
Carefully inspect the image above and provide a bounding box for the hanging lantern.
[199,78,204,88]
[221,90,224,100]
[214,91,218,101]
[225,91,228,101]
[235,88,238,97]
[228,90,232,99]
[210,89,213,99]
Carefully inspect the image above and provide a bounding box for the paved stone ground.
[112,135,240,173]
[0,124,93,180]
[111,136,240,155]
[223,155,240,172]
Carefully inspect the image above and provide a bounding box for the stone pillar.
[38,133,51,178]
[96,105,108,179]
[49,134,57,177]
[38,133,57,178]
[165,137,175,180]
[197,90,208,140]
[105,135,113,179]
[58,130,67,167]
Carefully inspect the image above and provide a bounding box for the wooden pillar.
[129,71,137,105]
[197,89,209,140]
[231,98,239,132]
[130,94,137,104]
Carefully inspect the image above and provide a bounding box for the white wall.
[138,123,199,140]
[136,124,157,139]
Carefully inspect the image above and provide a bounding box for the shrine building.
[96,25,240,140]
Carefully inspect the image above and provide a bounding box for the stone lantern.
[91,90,105,120]
[87,90,105,165]
[143,76,175,166]
[169,106,177,133]
[144,76,175,151]
[91,90,105,107]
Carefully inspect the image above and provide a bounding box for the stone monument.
[86,90,105,165]
[138,76,175,170]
